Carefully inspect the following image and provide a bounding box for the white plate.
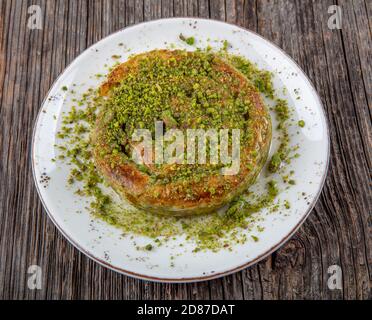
[32,18,329,282]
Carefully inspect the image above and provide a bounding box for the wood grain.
[0,0,370,300]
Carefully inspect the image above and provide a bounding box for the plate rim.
[31,17,330,283]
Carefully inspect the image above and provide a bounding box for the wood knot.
[274,238,305,269]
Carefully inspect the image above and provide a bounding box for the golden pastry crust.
[92,50,272,216]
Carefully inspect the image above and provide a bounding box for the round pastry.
[92,50,271,216]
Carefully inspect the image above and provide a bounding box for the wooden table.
[0,0,370,300]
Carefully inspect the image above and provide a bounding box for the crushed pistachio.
[55,47,296,252]
[179,34,195,45]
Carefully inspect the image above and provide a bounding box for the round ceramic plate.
[32,18,329,282]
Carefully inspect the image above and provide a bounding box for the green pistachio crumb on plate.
[179,33,195,45]
[298,120,305,127]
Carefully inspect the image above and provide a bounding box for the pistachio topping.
[55,46,297,252]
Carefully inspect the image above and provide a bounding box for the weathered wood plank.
[253,0,372,300]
